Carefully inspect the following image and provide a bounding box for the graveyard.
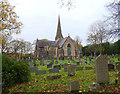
[1,0,120,93]
[8,56,120,93]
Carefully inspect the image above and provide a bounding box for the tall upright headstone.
[68,65,75,76]
[95,54,109,84]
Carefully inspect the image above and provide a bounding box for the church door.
[67,44,71,56]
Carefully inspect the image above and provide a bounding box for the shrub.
[2,54,31,90]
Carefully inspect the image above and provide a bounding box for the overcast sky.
[9,0,114,46]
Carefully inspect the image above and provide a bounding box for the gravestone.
[116,63,120,70]
[70,80,79,92]
[63,63,69,68]
[51,60,54,64]
[76,62,80,65]
[61,64,64,68]
[76,67,83,71]
[29,62,32,68]
[47,64,52,68]
[118,58,120,61]
[30,67,38,72]
[35,70,46,75]
[55,60,58,64]
[68,65,75,76]
[89,83,100,89]
[64,67,68,72]
[40,59,44,65]
[33,59,36,64]
[95,54,109,84]
[72,63,77,67]
[34,64,36,66]
[73,60,76,63]
[46,61,49,65]
[85,61,87,64]
[108,64,114,71]
[47,75,61,80]
[109,60,114,64]
[60,61,63,64]
[81,63,86,66]
[85,67,93,70]
[49,69,59,73]
[53,65,61,70]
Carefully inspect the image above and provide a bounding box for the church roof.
[38,40,56,47]
[56,37,67,48]
[37,37,68,48]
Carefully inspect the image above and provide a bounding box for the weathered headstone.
[49,69,59,73]
[116,63,120,70]
[72,63,77,67]
[68,65,75,76]
[29,62,32,68]
[70,80,79,92]
[95,54,109,84]
[40,59,44,65]
[81,63,86,66]
[47,64,52,68]
[89,83,100,89]
[53,65,61,70]
[64,67,68,72]
[35,70,46,75]
[109,60,114,64]
[63,63,69,68]
[76,62,80,65]
[73,60,76,63]
[85,67,93,70]
[46,61,49,65]
[85,61,87,64]
[60,61,63,64]
[33,58,36,63]
[30,67,38,72]
[34,64,36,66]
[108,64,114,71]
[55,60,58,64]
[47,75,61,80]
[76,67,83,71]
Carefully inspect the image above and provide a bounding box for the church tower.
[55,16,63,40]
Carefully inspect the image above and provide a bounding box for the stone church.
[34,16,82,60]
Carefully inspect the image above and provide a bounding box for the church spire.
[55,15,63,40]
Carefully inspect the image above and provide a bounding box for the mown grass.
[9,57,120,93]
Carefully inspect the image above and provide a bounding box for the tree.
[0,0,23,53]
[87,20,108,54]
[74,36,82,58]
[105,0,120,38]
[57,0,76,10]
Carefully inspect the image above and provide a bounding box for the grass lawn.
[8,57,120,93]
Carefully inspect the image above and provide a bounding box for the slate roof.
[57,37,67,48]
[37,37,68,48]
[38,40,56,47]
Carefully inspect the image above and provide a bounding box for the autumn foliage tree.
[0,0,23,53]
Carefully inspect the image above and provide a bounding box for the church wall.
[62,37,75,57]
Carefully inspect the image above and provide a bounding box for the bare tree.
[105,0,120,38]
[57,0,76,10]
[87,20,108,54]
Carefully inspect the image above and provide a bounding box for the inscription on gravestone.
[95,54,109,84]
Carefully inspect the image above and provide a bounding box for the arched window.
[67,44,71,55]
